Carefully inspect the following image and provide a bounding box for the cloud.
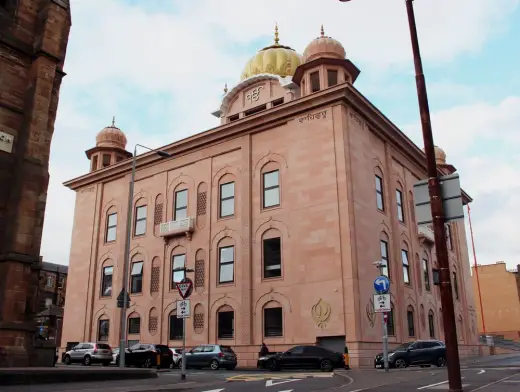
[40,0,519,266]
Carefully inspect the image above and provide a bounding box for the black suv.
[374,340,446,369]
[257,345,344,372]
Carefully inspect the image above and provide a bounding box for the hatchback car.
[184,344,237,370]
[63,342,113,366]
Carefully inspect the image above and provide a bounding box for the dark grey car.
[184,344,237,370]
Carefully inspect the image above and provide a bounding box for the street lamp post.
[339,1,463,390]
[119,144,171,368]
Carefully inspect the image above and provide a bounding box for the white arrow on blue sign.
[373,275,390,294]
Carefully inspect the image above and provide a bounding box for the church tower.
[0,0,71,365]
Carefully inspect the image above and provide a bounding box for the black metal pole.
[404,1,462,391]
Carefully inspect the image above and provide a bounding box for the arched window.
[171,246,186,289]
[134,198,147,236]
[105,207,117,243]
[217,305,234,339]
[423,257,431,291]
[263,301,283,337]
[375,167,385,212]
[396,186,405,223]
[218,174,236,219]
[401,243,410,285]
[127,312,141,336]
[261,162,281,209]
[130,254,144,294]
[262,229,282,279]
[380,232,390,278]
[173,185,188,221]
[428,310,435,338]
[100,261,113,297]
[407,306,415,337]
[217,238,235,285]
[98,316,109,341]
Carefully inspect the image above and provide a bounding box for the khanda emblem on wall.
[366,298,376,328]
[311,298,332,328]
[246,86,263,103]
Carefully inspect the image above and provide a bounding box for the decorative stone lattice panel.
[154,203,163,225]
[151,266,160,293]
[197,191,207,216]
[195,259,204,293]
[149,316,158,335]
[193,304,204,334]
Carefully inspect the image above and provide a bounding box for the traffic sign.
[373,275,390,294]
[177,277,193,299]
[176,299,191,318]
[373,294,391,313]
[116,289,130,308]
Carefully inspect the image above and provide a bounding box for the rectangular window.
[102,154,111,167]
[171,254,186,288]
[219,246,234,284]
[375,175,384,211]
[263,170,280,208]
[101,266,113,297]
[387,308,395,336]
[263,237,282,278]
[58,276,65,289]
[98,319,109,341]
[217,311,234,339]
[134,205,147,236]
[106,213,117,242]
[128,317,140,334]
[446,224,453,250]
[453,272,459,300]
[327,69,338,87]
[169,314,184,340]
[92,155,98,171]
[396,190,404,223]
[220,182,235,218]
[423,259,431,291]
[310,71,320,92]
[380,240,390,278]
[407,310,415,336]
[174,189,188,221]
[130,261,143,294]
[402,250,410,285]
[46,276,54,288]
[264,307,283,337]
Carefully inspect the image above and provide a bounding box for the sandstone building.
[0,0,70,365]
[472,262,520,341]
[62,27,479,367]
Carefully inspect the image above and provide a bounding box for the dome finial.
[274,22,279,45]
[224,83,228,94]
[111,116,116,127]
[321,25,325,37]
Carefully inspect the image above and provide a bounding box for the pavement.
[2,353,520,392]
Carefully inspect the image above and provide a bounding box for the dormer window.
[327,70,338,87]
[310,72,320,92]
[91,155,98,171]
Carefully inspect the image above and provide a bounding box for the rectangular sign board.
[176,299,191,319]
[373,294,391,313]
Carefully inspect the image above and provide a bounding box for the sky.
[42,0,520,271]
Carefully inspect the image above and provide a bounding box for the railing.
[159,217,195,238]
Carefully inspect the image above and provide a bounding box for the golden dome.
[240,24,302,81]
[303,26,346,62]
[96,117,127,150]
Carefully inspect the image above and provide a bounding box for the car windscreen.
[220,346,234,353]
[394,342,414,351]
[97,344,111,349]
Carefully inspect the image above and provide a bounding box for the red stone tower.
[0,0,71,365]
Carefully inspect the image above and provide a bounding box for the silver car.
[63,342,113,366]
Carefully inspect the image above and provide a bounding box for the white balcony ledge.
[159,217,195,240]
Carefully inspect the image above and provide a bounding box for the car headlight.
[258,357,267,361]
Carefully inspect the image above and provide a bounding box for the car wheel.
[210,359,220,370]
[63,355,71,365]
[143,358,153,368]
[83,356,92,366]
[266,359,278,371]
[320,359,333,372]
[436,357,447,367]
[395,358,407,369]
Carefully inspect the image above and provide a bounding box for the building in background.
[0,0,71,366]
[472,262,520,341]
[61,26,479,367]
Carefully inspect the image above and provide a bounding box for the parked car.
[111,347,119,365]
[169,348,183,369]
[374,340,446,369]
[184,344,237,370]
[257,345,344,372]
[116,343,173,368]
[63,342,113,366]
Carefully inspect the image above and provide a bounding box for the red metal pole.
[404,1,462,391]
[467,204,486,334]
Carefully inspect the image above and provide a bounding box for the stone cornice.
[63,83,473,203]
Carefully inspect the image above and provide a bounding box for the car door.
[280,346,305,369]
[186,346,204,367]
[408,342,427,365]
[70,344,84,361]
[201,345,216,367]
[126,343,141,366]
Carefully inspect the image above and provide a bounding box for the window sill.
[133,234,146,239]
[262,276,283,282]
[217,282,235,287]
[99,296,112,300]
[262,204,281,212]
[130,292,143,296]
[264,335,283,339]
[377,208,387,216]
[104,241,116,245]
[217,337,235,340]
[218,215,235,222]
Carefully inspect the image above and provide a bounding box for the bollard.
[156,352,161,369]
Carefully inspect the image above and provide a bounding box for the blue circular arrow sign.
[373,275,390,294]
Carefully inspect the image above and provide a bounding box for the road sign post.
[176,277,193,382]
[373,274,390,373]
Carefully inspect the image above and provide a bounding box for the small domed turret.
[434,146,446,165]
[96,120,127,149]
[302,26,346,62]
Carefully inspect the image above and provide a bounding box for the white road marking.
[469,373,520,391]
[477,370,486,375]
[502,380,520,383]
[417,378,465,390]
[201,389,225,392]
[277,390,294,392]
[266,379,300,387]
